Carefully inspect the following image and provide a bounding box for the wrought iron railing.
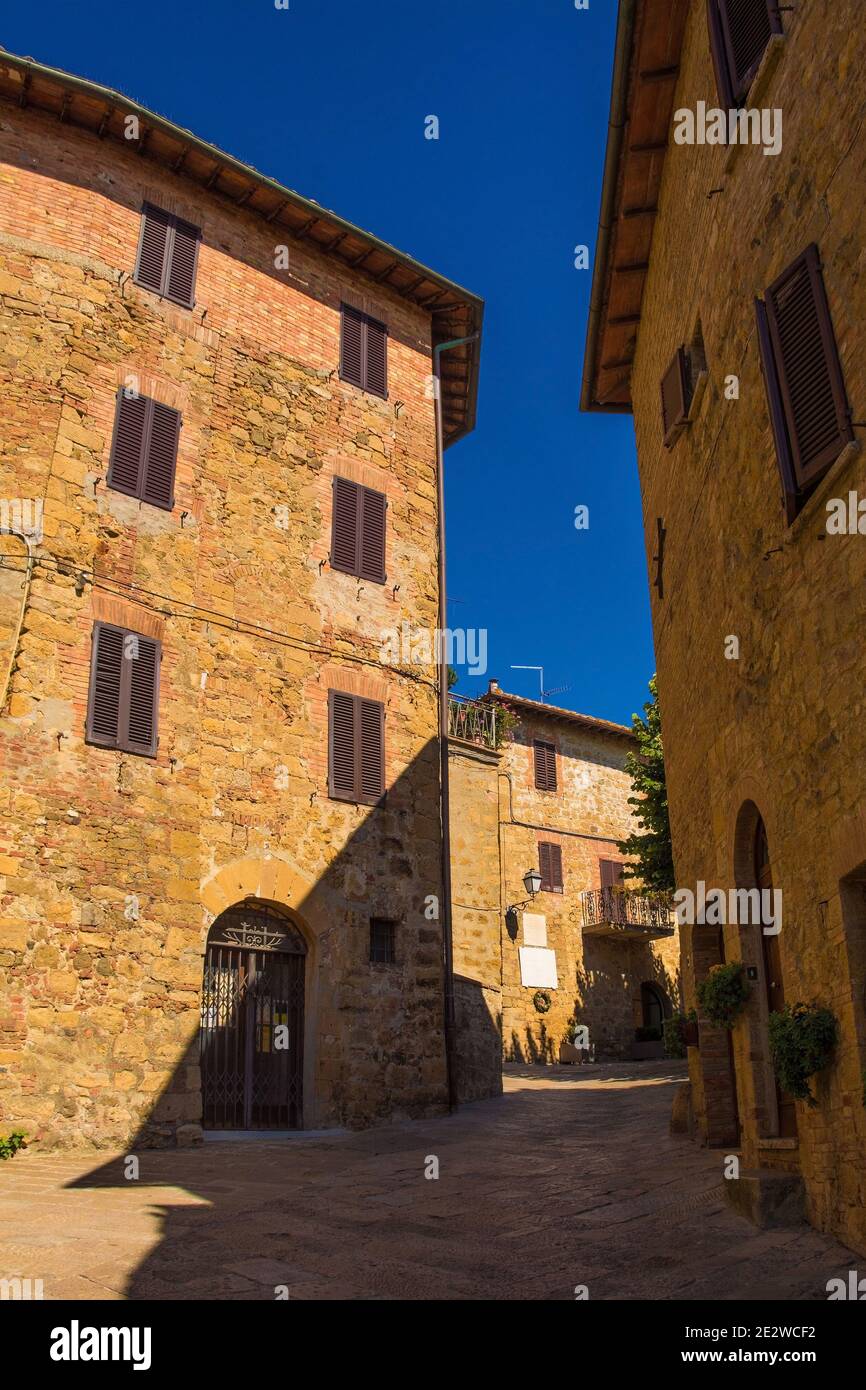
[581,887,675,934]
[448,695,499,750]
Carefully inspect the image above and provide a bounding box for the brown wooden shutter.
[85,623,124,747]
[165,216,200,308]
[538,842,563,892]
[329,690,357,800]
[538,842,551,891]
[764,245,853,490]
[358,697,385,804]
[660,347,690,447]
[122,634,160,757]
[133,204,200,306]
[134,204,170,295]
[600,858,625,889]
[359,486,386,583]
[340,305,365,388]
[715,0,781,106]
[142,400,180,510]
[331,476,360,574]
[107,390,148,498]
[533,739,557,791]
[707,0,736,110]
[755,296,798,523]
[364,314,388,398]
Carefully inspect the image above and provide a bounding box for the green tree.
[616,675,675,892]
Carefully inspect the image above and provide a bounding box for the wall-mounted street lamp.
[505,869,543,939]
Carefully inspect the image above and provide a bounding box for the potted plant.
[768,1002,838,1106]
[696,962,750,1028]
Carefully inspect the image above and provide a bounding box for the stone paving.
[0,1061,857,1300]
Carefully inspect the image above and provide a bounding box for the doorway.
[755,818,797,1138]
[200,902,306,1130]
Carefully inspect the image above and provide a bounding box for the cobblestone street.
[0,1062,856,1301]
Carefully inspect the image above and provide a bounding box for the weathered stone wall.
[449,706,682,1084]
[628,0,866,1253]
[0,103,449,1148]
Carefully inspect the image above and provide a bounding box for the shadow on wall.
[506,1022,556,1065]
[452,977,503,1103]
[575,936,682,1060]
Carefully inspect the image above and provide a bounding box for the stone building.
[583,0,866,1254]
[0,51,482,1148]
[449,681,680,1100]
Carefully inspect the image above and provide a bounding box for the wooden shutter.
[165,216,200,308]
[714,0,781,106]
[85,624,160,756]
[538,842,563,893]
[364,315,388,398]
[134,204,171,295]
[134,204,200,307]
[328,690,385,804]
[707,0,736,110]
[533,739,557,791]
[755,296,798,523]
[107,390,148,497]
[358,698,385,804]
[142,400,180,509]
[660,347,690,447]
[359,486,386,583]
[340,305,365,388]
[107,392,179,511]
[331,477,360,574]
[122,634,160,757]
[340,304,388,397]
[329,690,356,800]
[85,623,124,747]
[763,245,853,490]
[600,858,625,889]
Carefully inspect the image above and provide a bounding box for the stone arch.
[199,857,323,1128]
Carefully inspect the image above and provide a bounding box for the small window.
[328,689,385,805]
[370,918,396,964]
[107,389,180,510]
[331,476,387,583]
[85,622,161,757]
[707,0,782,109]
[340,303,388,398]
[660,346,692,448]
[538,841,563,894]
[533,739,557,791]
[134,203,201,308]
[756,244,853,521]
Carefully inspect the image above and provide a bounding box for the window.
[133,203,201,308]
[538,841,563,894]
[756,245,853,521]
[328,690,385,805]
[340,303,388,397]
[370,918,396,964]
[107,389,180,510]
[707,0,782,109]
[85,622,161,757]
[600,859,625,890]
[660,346,691,448]
[331,476,387,583]
[533,739,557,791]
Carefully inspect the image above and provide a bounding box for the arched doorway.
[201,901,306,1130]
[754,817,797,1138]
[640,981,670,1033]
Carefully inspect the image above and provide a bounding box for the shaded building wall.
[448,711,681,1080]
[0,104,449,1148]
[628,0,866,1252]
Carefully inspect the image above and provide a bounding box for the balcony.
[448,695,500,751]
[581,887,676,941]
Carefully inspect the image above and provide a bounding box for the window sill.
[757,1137,798,1151]
[723,34,786,176]
[132,277,195,312]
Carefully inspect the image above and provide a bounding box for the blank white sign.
[522,913,547,947]
[518,946,558,988]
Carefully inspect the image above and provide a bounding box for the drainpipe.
[433,332,480,1112]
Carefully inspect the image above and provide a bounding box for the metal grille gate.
[200,904,306,1130]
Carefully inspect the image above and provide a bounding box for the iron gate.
[200,903,306,1130]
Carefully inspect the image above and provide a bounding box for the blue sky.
[3,0,654,726]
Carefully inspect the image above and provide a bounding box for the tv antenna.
[510,665,572,703]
